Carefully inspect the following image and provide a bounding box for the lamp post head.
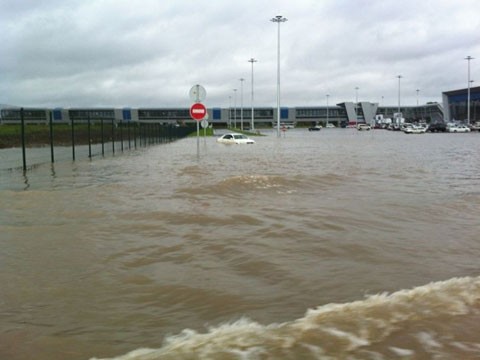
[271,15,288,23]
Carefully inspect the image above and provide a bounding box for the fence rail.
[1,108,195,172]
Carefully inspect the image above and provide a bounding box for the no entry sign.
[190,103,207,121]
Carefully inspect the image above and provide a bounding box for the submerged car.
[448,124,471,133]
[217,133,255,144]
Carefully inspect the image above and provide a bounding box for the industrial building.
[6,85,480,127]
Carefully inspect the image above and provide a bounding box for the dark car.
[427,123,447,132]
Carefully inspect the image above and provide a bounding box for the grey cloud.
[1,0,479,108]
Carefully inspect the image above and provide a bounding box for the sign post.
[189,85,207,157]
[201,114,209,146]
[189,102,207,121]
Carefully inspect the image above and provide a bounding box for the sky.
[1,0,479,109]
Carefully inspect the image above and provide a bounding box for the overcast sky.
[1,0,479,109]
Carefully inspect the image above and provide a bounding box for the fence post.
[111,119,115,155]
[21,107,27,171]
[133,122,137,149]
[49,110,54,163]
[71,115,76,161]
[88,112,92,158]
[128,122,131,149]
[101,118,105,156]
[120,120,124,152]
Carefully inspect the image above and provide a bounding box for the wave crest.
[91,276,480,359]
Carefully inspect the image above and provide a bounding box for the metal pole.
[133,123,137,149]
[240,78,244,130]
[88,112,92,158]
[233,88,237,128]
[71,114,75,161]
[326,94,329,126]
[128,121,131,149]
[397,75,402,114]
[111,119,115,155]
[271,15,287,137]
[20,107,26,171]
[249,58,257,131]
[101,118,105,156]
[120,120,124,152]
[355,87,359,126]
[465,56,474,125]
[228,95,232,128]
[397,75,402,126]
[49,110,54,163]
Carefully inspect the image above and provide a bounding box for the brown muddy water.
[1,128,479,359]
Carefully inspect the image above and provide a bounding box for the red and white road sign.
[190,103,207,121]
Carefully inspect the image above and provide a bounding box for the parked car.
[448,124,471,133]
[308,125,322,131]
[403,124,427,134]
[470,122,480,131]
[427,123,447,132]
[217,133,255,144]
[356,123,371,131]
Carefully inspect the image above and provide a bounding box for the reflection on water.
[1,129,480,359]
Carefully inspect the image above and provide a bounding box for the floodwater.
[1,128,479,360]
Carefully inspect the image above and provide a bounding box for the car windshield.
[233,134,247,139]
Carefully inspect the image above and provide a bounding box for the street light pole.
[326,94,330,126]
[233,88,237,129]
[397,75,402,126]
[239,78,244,130]
[248,58,257,131]
[228,95,232,128]
[465,56,474,125]
[355,87,359,126]
[271,15,287,137]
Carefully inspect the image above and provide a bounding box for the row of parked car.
[427,122,480,133]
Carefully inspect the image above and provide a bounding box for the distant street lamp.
[271,15,288,137]
[354,86,359,125]
[326,94,330,126]
[239,78,244,130]
[233,88,237,128]
[397,75,402,125]
[416,89,420,106]
[471,80,476,121]
[248,58,257,131]
[465,56,474,125]
[228,95,232,127]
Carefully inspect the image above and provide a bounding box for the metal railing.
[1,108,194,172]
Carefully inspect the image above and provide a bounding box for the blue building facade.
[442,86,480,123]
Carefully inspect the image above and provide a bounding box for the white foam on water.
[415,331,443,351]
[389,346,415,356]
[91,275,480,360]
